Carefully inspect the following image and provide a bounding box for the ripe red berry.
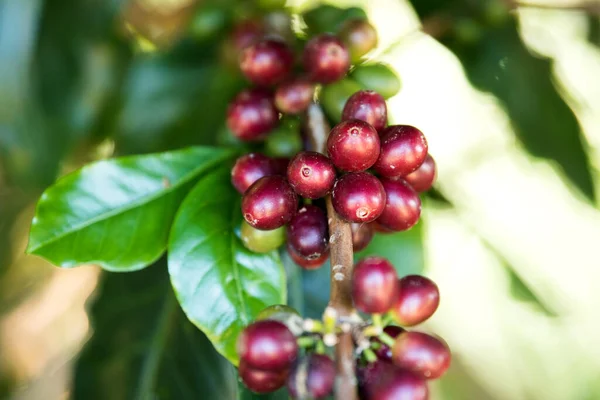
[287,242,329,270]
[231,153,277,194]
[341,90,387,132]
[287,205,328,259]
[350,222,374,252]
[303,34,350,84]
[242,176,297,230]
[275,79,315,114]
[377,179,421,231]
[339,18,378,62]
[370,220,394,234]
[331,172,385,223]
[227,88,278,141]
[352,256,399,314]
[392,331,451,380]
[237,320,298,370]
[287,354,335,399]
[239,360,289,393]
[327,119,380,172]
[358,361,428,400]
[231,20,265,52]
[287,151,336,199]
[391,275,440,326]
[374,325,406,362]
[374,125,428,177]
[403,154,436,192]
[240,39,294,86]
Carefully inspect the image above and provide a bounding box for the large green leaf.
[74,261,237,400]
[168,166,286,365]
[27,147,236,271]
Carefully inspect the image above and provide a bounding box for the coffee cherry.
[231,20,265,52]
[227,88,278,141]
[350,222,374,252]
[275,79,315,114]
[287,151,336,199]
[392,331,451,380]
[287,242,329,270]
[242,176,297,230]
[339,18,378,63]
[374,125,428,177]
[331,172,385,223]
[240,221,285,253]
[231,153,277,194]
[341,90,387,132]
[239,360,288,393]
[369,368,429,400]
[377,179,421,232]
[240,39,294,86]
[287,354,336,399]
[265,120,303,157]
[320,78,363,122]
[237,320,298,370]
[350,63,401,99]
[327,119,380,172]
[352,256,399,314]
[370,220,394,234]
[374,325,405,362]
[403,154,436,192]
[303,34,350,84]
[391,275,440,326]
[287,205,328,259]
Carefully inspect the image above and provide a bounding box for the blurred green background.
[1,0,600,399]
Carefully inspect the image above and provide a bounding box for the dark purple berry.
[377,179,421,231]
[287,354,335,399]
[339,18,378,63]
[287,205,328,259]
[341,90,387,132]
[287,151,336,199]
[331,172,385,223]
[275,79,315,114]
[391,275,440,326]
[242,176,297,230]
[352,256,399,314]
[350,222,374,252]
[227,88,278,141]
[369,368,429,400]
[303,34,350,84]
[404,154,436,192]
[327,119,380,172]
[231,153,276,194]
[237,320,298,370]
[287,242,328,270]
[240,39,294,86]
[239,360,288,393]
[374,325,406,361]
[374,125,428,177]
[392,331,451,380]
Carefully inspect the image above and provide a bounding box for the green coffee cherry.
[350,64,401,99]
[240,221,286,253]
[320,78,363,123]
[264,119,302,158]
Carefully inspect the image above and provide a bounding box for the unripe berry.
[242,176,297,230]
[377,179,421,232]
[338,18,378,63]
[350,222,374,252]
[237,320,298,370]
[287,242,329,270]
[404,154,436,192]
[239,360,288,393]
[352,256,399,314]
[240,221,285,253]
[240,39,294,86]
[275,79,315,114]
[227,88,278,141]
[392,331,451,380]
[287,151,336,199]
[265,120,303,157]
[341,90,387,132]
[303,34,350,84]
[374,325,405,361]
[287,205,328,259]
[391,275,440,326]
[231,153,277,194]
[350,63,401,99]
[331,172,385,223]
[287,354,336,399]
[374,125,428,177]
[327,119,380,172]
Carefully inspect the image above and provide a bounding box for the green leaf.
[74,261,237,400]
[27,146,236,271]
[168,166,286,365]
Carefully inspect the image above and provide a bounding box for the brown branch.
[305,103,358,400]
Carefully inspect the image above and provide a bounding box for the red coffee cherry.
[338,18,378,62]
[237,320,298,371]
[327,119,380,172]
[374,125,428,177]
[350,222,374,252]
[242,176,297,230]
[227,88,278,141]
[287,151,336,199]
[404,154,436,192]
[287,205,329,259]
[358,361,428,400]
[231,153,277,194]
[391,275,440,326]
[341,90,387,132]
[374,325,406,362]
[331,172,386,223]
[239,360,288,394]
[287,242,329,270]
[352,256,399,314]
[240,39,294,86]
[392,331,451,380]
[287,354,336,399]
[275,79,315,114]
[370,220,395,234]
[377,178,421,231]
[303,34,350,84]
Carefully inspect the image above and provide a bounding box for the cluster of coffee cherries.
[237,255,450,399]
